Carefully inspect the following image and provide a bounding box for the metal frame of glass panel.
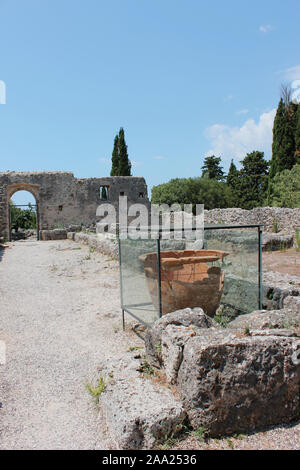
[118,224,263,329]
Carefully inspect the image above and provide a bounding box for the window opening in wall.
[100,186,109,200]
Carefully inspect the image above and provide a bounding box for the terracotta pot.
[139,249,229,317]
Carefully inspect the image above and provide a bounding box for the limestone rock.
[145,307,219,367]
[176,330,300,436]
[161,324,220,384]
[67,231,75,240]
[283,295,300,312]
[100,378,186,450]
[262,272,300,311]
[74,232,118,259]
[40,229,67,240]
[227,309,300,330]
[262,233,294,251]
[98,353,186,450]
[52,229,67,240]
[68,224,82,232]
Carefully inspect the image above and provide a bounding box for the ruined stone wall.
[0,171,149,241]
[204,207,300,233]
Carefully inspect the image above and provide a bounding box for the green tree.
[226,159,239,187]
[270,164,300,208]
[118,128,132,176]
[151,177,234,211]
[110,135,119,176]
[110,128,132,176]
[270,99,297,177]
[201,155,225,181]
[295,104,300,163]
[237,151,269,209]
[270,99,286,177]
[10,202,36,232]
[226,159,240,206]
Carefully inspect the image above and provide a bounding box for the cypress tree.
[110,135,119,176]
[294,104,300,164]
[282,102,297,169]
[118,127,132,176]
[270,99,297,177]
[270,99,286,177]
[226,159,240,206]
[226,159,239,187]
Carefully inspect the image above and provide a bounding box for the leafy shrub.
[10,202,36,232]
[151,177,235,212]
[270,164,300,208]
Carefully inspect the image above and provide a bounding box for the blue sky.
[1,0,300,205]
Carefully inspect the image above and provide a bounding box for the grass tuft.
[85,376,107,403]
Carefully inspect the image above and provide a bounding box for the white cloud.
[153,155,164,160]
[291,79,300,102]
[99,157,110,163]
[236,109,249,115]
[281,64,300,81]
[279,65,300,102]
[205,109,276,164]
[292,79,300,89]
[259,24,274,33]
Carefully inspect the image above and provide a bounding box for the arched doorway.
[6,184,40,241]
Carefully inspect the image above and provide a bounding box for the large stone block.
[176,329,300,436]
[145,308,219,367]
[52,229,67,240]
[98,353,186,450]
[262,233,294,251]
[100,377,186,450]
[227,308,300,330]
[40,229,67,240]
[283,295,300,312]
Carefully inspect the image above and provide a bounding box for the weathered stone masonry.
[0,171,149,241]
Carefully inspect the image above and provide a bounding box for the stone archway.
[0,171,150,242]
[6,183,40,241]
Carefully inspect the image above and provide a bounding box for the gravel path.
[0,239,141,450]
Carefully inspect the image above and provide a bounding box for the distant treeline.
[10,202,36,232]
[152,97,300,210]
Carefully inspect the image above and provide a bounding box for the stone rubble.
[204,207,300,234]
[73,232,118,259]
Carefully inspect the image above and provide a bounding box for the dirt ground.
[263,247,300,276]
